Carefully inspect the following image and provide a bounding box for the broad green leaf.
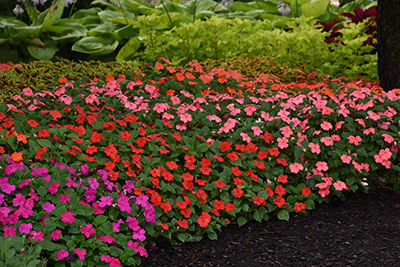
[248,1,280,14]
[121,0,161,16]
[277,209,289,221]
[27,39,59,60]
[237,216,247,227]
[72,36,119,55]
[301,0,330,18]
[207,230,218,240]
[91,0,120,11]
[256,13,289,28]
[37,139,53,148]
[227,2,258,12]
[42,0,64,31]
[48,20,87,40]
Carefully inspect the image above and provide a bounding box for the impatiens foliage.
[0,59,399,266]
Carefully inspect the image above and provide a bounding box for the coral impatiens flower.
[197,212,211,228]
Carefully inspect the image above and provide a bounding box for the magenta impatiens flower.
[42,202,55,212]
[19,223,32,234]
[50,230,62,240]
[1,182,16,194]
[48,182,60,194]
[74,248,86,261]
[57,250,69,260]
[3,225,16,237]
[61,211,75,224]
[99,196,113,208]
[81,223,96,238]
[59,194,71,203]
[102,235,115,244]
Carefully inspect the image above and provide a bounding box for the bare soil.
[139,188,400,267]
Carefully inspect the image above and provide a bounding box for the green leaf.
[37,139,53,148]
[277,209,289,221]
[300,0,330,18]
[254,207,267,223]
[116,37,142,62]
[95,215,108,225]
[27,39,59,60]
[207,230,218,240]
[237,216,247,227]
[27,260,41,267]
[195,143,210,154]
[38,186,47,197]
[72,36,119,55]
[42,0,64,31]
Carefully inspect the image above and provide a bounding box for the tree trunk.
[377,0,400,92]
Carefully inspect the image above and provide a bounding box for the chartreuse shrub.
[139,16,377,81]
[0,59,399,266]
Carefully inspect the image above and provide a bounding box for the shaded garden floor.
[140,188,400,266]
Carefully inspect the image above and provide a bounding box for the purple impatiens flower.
[42,202,55,212]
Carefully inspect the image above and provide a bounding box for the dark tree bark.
[377,0,400,92]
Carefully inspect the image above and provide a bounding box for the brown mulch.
[139,188,400,267]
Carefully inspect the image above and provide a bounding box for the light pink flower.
[367,110,380,121]
[315,161,328,172]
[179,113,192,123]
[320,136,333,146]
[277,137,289,149]
[340,154,352,164]
[308,142,321,154]
[289,163,304,174]
[320,121,332,131]
[348,135,362,146]
[363,127,375,135]
[251,126,262,136]
[240,133,251,143]
[382,133,394,144]
[280,126,293,138]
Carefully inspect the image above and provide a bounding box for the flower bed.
[0,59,399,266]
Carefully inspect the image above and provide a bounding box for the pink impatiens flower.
[277,137,289,149]
[81,224,96,238]
[179,113,192,123]
[74,248,86,261]
[320,136,333,146]
[99,196,113,208]
[61,211,75,224]
[333,181,348,191]
[42,202,55,212]
[57,250,69,260]
[340,154,352,164]
[348,135,362,146]
[280,126,293,138]
[382,133,394,144]
[308,142,321,154]
[48,182,60,194]
[320,121,332,131]
[315,161,329,172]
[3,226,16,237]
[289,163,304,174]
[19,223,32,234]
[251,126,263,136]
[50,230,62,240]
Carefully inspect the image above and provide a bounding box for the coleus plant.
[0,58,399,266]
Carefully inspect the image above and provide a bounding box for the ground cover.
[0,59,399,267]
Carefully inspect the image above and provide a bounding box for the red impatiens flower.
[227,151,239,161]
[38,129,49,138]
[257,150,268,160]
[225,203,235,212]
[136,137,147,147]
[301,187,312,197]
[277,174,288,184]
[276,158,288,167]
[230,166,242,176]
[274,185,287,196]
[27,119,39,128]
[253,161,266,169]
[219,141,231,152]
[176,201,187,209]
[160,201,172,212]
[90,132,105,143]
[166,161,178,170]
[172,132,182,141]
[213,155,224,162]
[273,196,286,208]
[199,166,212,175]
[180,208,192,218]
[233,188,244,198]
[252,196,266,206]
[294,202,306,212]
[177,219,189,229]
[86,145,98,155]
[214,199,225,210]
[121,131,131,141]
[197,212,211,228]
[260,132,274,144]
[214,180,227,189]
[158,222,169,230]
[267,147,280,157]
